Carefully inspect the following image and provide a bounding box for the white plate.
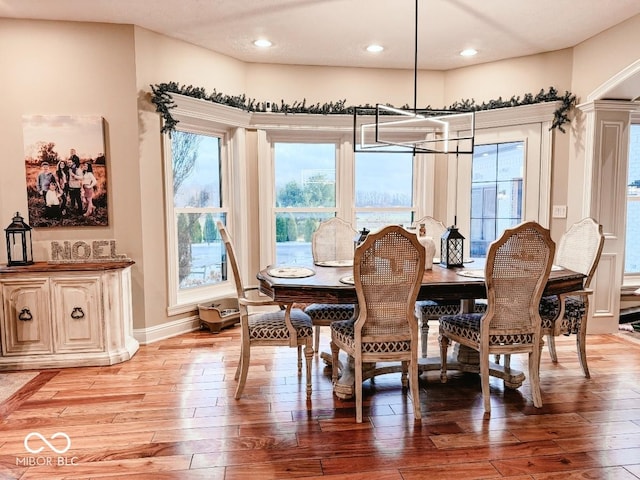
[456,269,485,279]
[551,265,563,271]
[315,259,354,267]
[339,275,355,285]
[267,266,316,278]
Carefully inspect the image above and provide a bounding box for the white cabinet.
[0,261,138,370]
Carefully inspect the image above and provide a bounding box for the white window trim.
[163,96,251,315]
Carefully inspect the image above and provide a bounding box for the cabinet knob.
[18,308,33,321]
[71,307,85,319]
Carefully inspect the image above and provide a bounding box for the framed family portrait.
[22,114,108,228]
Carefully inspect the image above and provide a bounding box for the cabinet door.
[51,276,104,352]
[0,279,53,355]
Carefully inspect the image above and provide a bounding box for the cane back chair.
[304,217,358,354]
[537,217,604,378]
[412,216,485,356]
[330,225,425,423]
[217,221,314,399]
[439,221,555,413]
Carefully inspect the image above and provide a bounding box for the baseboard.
[133,314,200,345]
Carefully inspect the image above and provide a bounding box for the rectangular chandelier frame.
[353,104,475,155]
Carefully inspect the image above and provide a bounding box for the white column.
[576,100,636,333]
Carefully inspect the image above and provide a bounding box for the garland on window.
[150,82,576,135]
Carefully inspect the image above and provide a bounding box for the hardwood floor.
[1,323,640,479]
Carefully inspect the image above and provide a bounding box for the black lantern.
[353,228,370,250]
[440,223,464,268]
[5,212,34,266]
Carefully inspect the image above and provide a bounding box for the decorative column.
[576,100,637,334]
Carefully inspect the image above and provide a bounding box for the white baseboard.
[133,314,200,345]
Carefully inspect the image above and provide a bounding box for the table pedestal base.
[329,344,526,400]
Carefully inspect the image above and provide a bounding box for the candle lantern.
[440,224,464,268]
[353,227,370,250]
[5,212,34,266]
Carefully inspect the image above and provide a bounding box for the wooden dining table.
[257,260,585,399]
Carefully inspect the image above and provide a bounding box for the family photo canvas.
[22,114,108,228]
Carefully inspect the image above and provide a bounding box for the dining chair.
[304,217,358,354]
[537,217,604,378]
[216,221,314,399]
[412,216,484,357]
[330,225,425,423]
[439,221,555,413]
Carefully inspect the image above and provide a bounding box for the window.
[273,142,337,265]
[354,151,415,230]
[625,124,640,274]
[264,134,419,267]
[165,128,231,312]
[469,142,524,256]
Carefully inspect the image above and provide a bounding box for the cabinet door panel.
[51,277,104,352]
[1,279,53,355]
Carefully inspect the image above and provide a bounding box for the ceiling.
[2,0,640,71]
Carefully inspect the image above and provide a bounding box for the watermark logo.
[17,432,77,467]
[24,432,71,454]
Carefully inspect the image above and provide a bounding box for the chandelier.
[353,0,475,154]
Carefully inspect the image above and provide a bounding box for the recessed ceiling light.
[460,48,478,57]
[254,39,272,48]
[366,44,384,53]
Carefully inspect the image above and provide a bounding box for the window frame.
[162,97,250,315]
[451,103,557,246]
[257,122,430,267]
[624,115,640,280]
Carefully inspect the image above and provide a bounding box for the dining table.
[257,260,585,399]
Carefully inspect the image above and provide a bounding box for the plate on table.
[456,269,485,279]
[339,275,355,285]
[551,264,563,271]
[267,266,316,278]
[433,257,474,264]
[315,259,354,267]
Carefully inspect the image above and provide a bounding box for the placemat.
[267,266,316,278]
[315,259,354,267]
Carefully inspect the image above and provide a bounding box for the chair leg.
[439,332,450,383]
[234,345,242,381]
[401,361,408,389]
[529,348,543,408]
[576,316,590,378]
[297,345,302,375]
[504,354,511,370]
[409,359,421,420]
[421,318,429,357]
[330,341,340,384]
[304,343,313,398]
[355,355,363,423]
[234,342,251,399]
[547,334,559,363]
[314,326,321,354]
[480,351,491,413]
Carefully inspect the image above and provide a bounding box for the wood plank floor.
[1,323,640,479]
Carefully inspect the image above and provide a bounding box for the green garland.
[150,82,576,135]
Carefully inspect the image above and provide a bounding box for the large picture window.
[165,129,230,311]
[625,124,640,274]
[354,151,414,230]
[273,142,336,265]
[470,142,524,256]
